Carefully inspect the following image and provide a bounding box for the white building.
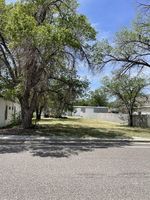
[73,106,108,117]
[0,97,21,127]
[137,95,150,114]
[71,106,127,123]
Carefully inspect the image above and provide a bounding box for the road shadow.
[0,139,132,158]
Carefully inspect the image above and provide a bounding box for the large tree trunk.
[128,113,133,127]
[21,108,33,129]
[19,92,37,129]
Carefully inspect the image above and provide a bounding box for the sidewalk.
[0,135,150,143]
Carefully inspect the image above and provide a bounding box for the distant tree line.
[75,88,109,107]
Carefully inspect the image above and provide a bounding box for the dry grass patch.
[37,118,150,139]
[0,117,149,139]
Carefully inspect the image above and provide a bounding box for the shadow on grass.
[35,123,131,139]
[36,117,81,123]
[0,139,132,158]
[0,122,131,139]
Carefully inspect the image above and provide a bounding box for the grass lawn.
[0,117,150,139]
[35,117,150,139]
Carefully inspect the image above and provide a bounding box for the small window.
[12,107,13,110]
[94,107,108,113]
[81,107,86,113]
[5,106,8,120]
[94,108,101,113]
[9,106,11,110]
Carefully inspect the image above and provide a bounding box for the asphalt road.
[0,141,150,200]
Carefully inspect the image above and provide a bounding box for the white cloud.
[77,61,114,90]
[91,22,114,43]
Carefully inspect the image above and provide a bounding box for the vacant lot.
[0,117,150,139]
[37,118,150,139]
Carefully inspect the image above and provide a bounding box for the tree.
[47,74,89,118]
[0,0,96,128]
[90,2,150,73]
[102,74,148,127]
[89,89,108,106]
[35,94,48,120]
[75,88,108,107]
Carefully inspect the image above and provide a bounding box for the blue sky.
[7,0,139,90]
[78,0,136,40]
[77,0,137,90]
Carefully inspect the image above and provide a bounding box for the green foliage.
[102,73,148,126]
[10,112,22,127]
[76,88,108,107]
[103,75,147,101]
[2,0,96,50]
[0,0,4,13]
[48,75,89,117]
[90,40,112,70]
[0,0,96,92]
[4,4,36,45]
[89,89,108,106]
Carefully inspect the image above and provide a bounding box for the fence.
[71,112,127,124]
[132,114,150,128]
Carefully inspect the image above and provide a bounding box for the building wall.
[137,106,150,114]
[0,98,21,127]
[74,107,108,116]
[138,95,150,114]
[72,106,128,123]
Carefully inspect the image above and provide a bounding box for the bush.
[11,112,22,126]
